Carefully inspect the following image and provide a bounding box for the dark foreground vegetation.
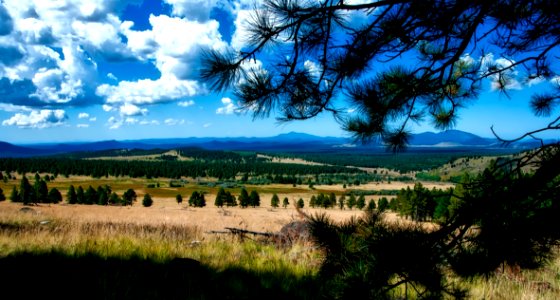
[0,251,317,300]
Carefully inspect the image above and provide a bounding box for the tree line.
[0,157,363,180]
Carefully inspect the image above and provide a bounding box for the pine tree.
[249,190,260,208]
[9,186,19,202]
[214,187,225,207]
[347,194,357,210]
[35,180,48,204]
[142,193,153,207]
[338,195,345,210]
[109,192,121,205]
[19,176,33,205]
[297,198,304,209]
[309,195,317,208]
[84,186,97,205]
[176,194,183,205]
[270,193,279,208]
[378,197,389,212]
[123,189,137,206]
[67,185,77,204]
[367,199,376,211]
[282,197,289,208]
[47,188,62,204]
[356,194,366,210]
[76,186,85,204]
[238,188,250,208]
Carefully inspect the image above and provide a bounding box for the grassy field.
[1,173,558,299]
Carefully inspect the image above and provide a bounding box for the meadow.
[0,150,558,299]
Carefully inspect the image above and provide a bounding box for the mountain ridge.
[0,130,542,158]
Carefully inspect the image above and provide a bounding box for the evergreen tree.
[309,195,317,208]
[176,194,183,205]
[67,185,77,204]
[76,186,85,204]
[297,198,304,209]
[249,190,260,208]
[84,186,97,205]
[0,187,5,201]
[214,187,225,207]
[338,194,345,210]
[19,176,33,205]
[35,180,48,204]
[282,197,289,208]
[347,194,357,210]
[10,186,19,202]
[367,199,376,211]
[238,188,250,208]
[225,191,237,207]
[109,192,121,205]
[270,193,279,208]
[378,197,389,212]
[122,189,137,206]
[47,188,62,204]
[142,193,153,207]
[356,194,366,210]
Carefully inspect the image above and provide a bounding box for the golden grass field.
[1,174,559,299]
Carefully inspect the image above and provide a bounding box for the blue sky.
[0,0,558,144]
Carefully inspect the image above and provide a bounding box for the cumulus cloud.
[96,75,200,105]
[216,97,238,115]
[178,100,195,107]
[119,103,148,116]
[78,112,90,119]
[0,103,32,112]
[163,0,221,21]
[2,109,67,128]
[77,123,89,128]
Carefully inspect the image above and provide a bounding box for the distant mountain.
[0,130,543,158]
[0,141,45,157]
[409,130,494,146]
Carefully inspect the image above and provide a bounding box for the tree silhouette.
[0,187,5,202]
[142,193,153,207]
[67,185,77,204]
[271,193,280,208]
[202,1,560,298]
[202,0,559,150]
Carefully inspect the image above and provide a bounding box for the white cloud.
[164,118,185,126]
[125,117,138,124]
[77,123,89,128]
[203,122,212,128]
[107,73,118,81]
[216,97,238,115]
[163,0,220,21]
[178,100,195,107]
[96,75,200,105]
[0,103,32,112]
[139,120,160,125]
[102,104,114,112]
[78,112,90,119]
[304,60,321,79]
[89,117,97,122]
[107,116,122,129]
[2,109,67,128]
[119,103,148,116]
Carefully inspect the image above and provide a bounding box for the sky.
[0,0,558,144]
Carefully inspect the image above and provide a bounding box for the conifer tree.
[47,188,62,204]
[282,197,289,208]
[9,186,19,202]
[270,193,279,208]
[67,185,77,204]
[142,193,153,207]
[356,194,366,210]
